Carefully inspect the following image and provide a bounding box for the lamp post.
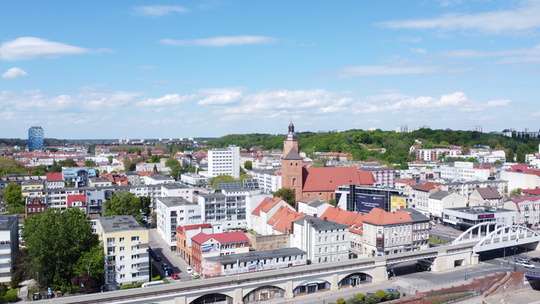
[150,258,153,281]
[464,261,467,281]
[513,246,517,272]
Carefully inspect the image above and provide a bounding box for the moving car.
[191,272,200,279]
[155,254,162,262]
[531,257,540,262]
[171,273,180,280]
[518,258,530,263]
[517,261,535,268]
[162,262,170,271]
[186,267,194,275]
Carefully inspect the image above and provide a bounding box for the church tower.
[281,122,303,200]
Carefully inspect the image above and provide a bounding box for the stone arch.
[190,293,233,304]
[338,272,373,287]
[243,285,285,303]
[292,278,331,296]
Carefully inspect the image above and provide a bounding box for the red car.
[171,273,180,280]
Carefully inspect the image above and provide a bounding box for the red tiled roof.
[46,172,63,181]
[363,208,411,225]
[415,182,440,192]
[137,171,155,176]
[67,194,86,208]
[177,223,212,234]
[395,179,417,186]
[302,167,376,192]
[522,189,540,196]
[261,197,285,213]
[475,187,501,199]
[266,206,305,233]
[191,231,248,245]
[252,197,271,216]
[321,205,365,232]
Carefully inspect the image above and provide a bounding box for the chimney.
[324,217,327,222]
[199,227,202,232]
[313,214,317,218]
[310,219,313,224]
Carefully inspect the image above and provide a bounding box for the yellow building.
[97,216,149,290]
[21,180,45,197]
[88,177,113,188]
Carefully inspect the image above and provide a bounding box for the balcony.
[107,251,116,256]
[170,212,178,217]
[107,260,116,266]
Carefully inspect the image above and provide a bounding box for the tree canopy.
[3,182,25,214]
[104,191,151,224]
[209,175,236,189]
[244,161,252,170]
[0,157,27,176]
[22,208,99,292]
[273,188,296,207]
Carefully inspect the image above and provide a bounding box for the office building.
[28,126,44,152]
[208,145,240,179]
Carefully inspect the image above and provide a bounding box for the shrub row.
[330,290,400,304]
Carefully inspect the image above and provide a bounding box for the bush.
[345,297,362,304]
[364,294,381,304]
[4,288,17,302]
[375,290,386,300]
[384,291,400,301]
[337,298,345,304]
[355,294,365,301]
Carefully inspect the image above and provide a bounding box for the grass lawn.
[429,237,449,244]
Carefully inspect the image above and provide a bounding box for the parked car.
[155,254,162,262]
[191,272,200,279]
[386,289,396,293]
[162,262,170,271]
[531,257,540,262]
[171,273,180,280]
[518,258,530,263]
[186,267,194,275]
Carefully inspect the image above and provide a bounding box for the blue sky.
[1,0,540,139]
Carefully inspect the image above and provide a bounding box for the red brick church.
[281,122,376,202]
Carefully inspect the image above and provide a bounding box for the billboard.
[390,196,407,211]
[357,194,385,213]
[201,242,220,254]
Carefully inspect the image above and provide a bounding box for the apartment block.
[208,145,240,179]
[156,197,202,251]
[0,216,18,283]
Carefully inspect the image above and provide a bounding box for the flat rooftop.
[205,248,306,264]
[98,215,146,233]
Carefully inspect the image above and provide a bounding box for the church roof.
[283,147,303,160]
[302,167,376,192]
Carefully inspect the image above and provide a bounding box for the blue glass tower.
[28,126,44,152]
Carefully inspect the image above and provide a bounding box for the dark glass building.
[28,126,44,152]
[335,184,408,212]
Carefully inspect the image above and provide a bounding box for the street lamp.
[150,258,153,281]
[512,246,517,272]
[464,261,467,281]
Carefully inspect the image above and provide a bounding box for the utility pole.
[36,271,39,300]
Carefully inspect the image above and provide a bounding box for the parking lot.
[148,229,197,282]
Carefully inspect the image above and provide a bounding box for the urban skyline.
[2,1,540,139]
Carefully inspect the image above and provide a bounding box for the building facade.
[191,231,249,274]
[0,216,18,283]
[156,197,202,251]
[208,145,240,179]
[28,126,44,152]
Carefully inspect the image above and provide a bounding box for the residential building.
[250,170,282,193]
[320,206,366,257]
[200,188,264,229]
[161,184,194,201]
[89,177,113,188]
[412,182,442,211]
[201,248,306,278]
[416,149,461,161]
[176,223,214,266]
[335,185,408,212]
[143,175,175,185]
[500,167,540,194]
[255,197,292,235]
[45,172,64,189]
[440,162,492,181]
[470,150,506,163]
[359,168,396,188]
[441,180,508,199]
[396,124,414,133]
[296,198,331,217]
[265,206,305,235]
[362,208,429,257]
[0,216,18,283]
[469,187,503,207]
[470,125,483,133]
[62,167,97,187]
[21,180,45,197]
[28,126,44,152]
[191,231,249,273]
[180,173,208,186]
[208,145,240,179]
[503,196,540,227]
[67,194,87,213]
[290,215,349,264]
[156,197,202,251]
[97,215,149,291]
[123,172,141,186]
[25,196,47,217]
[443,206,516,230]
[426,191,467,222]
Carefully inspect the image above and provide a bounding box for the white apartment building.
[97,216,149,291]
[0,216,18,283]
[250,170,282,193]
[291,215,349,264]
[180,173,208,186]
[442,180,508,199]
[208,145,240,179]
[416,149,461,161]
[156,197,202,251]
[440,162,491,181]
[296,198,331,217]
[427,191,467,222]
[470,150,506,163]
[503,196,540,227]
[161,184,194,202]
[143,175,175,185]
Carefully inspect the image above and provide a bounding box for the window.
[325,236,328,242]
[319,248,322,253]
[319,237,322,242]
[120,274,125,279]
[119,256,125,261]
[119,247,125,252]
[107,237,115,244]
[131,236,139,241]
[120,237,125,242]
[131,245,139,251]
[325,247,328,253]
[131,254,139,259]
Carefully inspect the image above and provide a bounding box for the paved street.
[148,228,196,282]
[429,223,463,242]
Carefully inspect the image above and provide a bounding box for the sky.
[1,0,540,139]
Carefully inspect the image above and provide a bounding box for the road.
[429,222,464,242]
[148,228,195,282]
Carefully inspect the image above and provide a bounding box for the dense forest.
[206,128,540,166]
[0,138,68,147]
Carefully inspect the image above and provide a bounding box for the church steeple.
[283,121,299,157]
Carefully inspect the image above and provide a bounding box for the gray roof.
[90,177,111,183]
[403,209,430,223]
[446,206,514,215]
[124,172,139,176]
[293,215,348,231]
[475,187,502,199]
[199,193,226,199]
[429,190,450,200]
[0,216,17,230]
[298,198,327,208]
[161,183,188,190]
[283,147,303,160]
[98,215,146,233]
[22,180,44,185]
[157,197,196,207]
[205,248,306,264]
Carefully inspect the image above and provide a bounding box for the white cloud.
[438,0,462,7]
[397,37,423,43]
[137,94,196,107]
[0,37,88,61]
[336,65,439,78]
[353,92,510,114]
[379,2,540,35]
[410,48,427,54]
[442,44,540,63]
[133,5,189,17]
[2,67,28,79]
[160,36,277,47]
[197,88,244,105]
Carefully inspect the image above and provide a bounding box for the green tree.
[273,188,296,208]
[0,157,26,176]
[374,290,386,300]
[3,182,25,214]
[31,165,47,176]
[384,291,400,301]
[507,148,515,162]
[84,159,96,167]
[59,159,78,167]
[355,294,365,301]
[188,166,197,173]
[494,160,502,165]
[510,188,522,196]
[244,161,253,170]
[165,158,180,167]
[22,208,99,292]
[104,191,151,223]
[329,198,336,206]
[336,298,345,304]
[73,245,105,280]
[170,165,182,179]
[49,160,62,173]
[345,298,362,304]
[107,155,114,164]
[364,295,381,304]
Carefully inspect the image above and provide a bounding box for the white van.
[142,280,165,288]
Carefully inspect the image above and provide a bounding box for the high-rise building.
[28,126,44,152]
[207,145,240,179]
[470,125,483,133]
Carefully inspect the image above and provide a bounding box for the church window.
[293,178,297,186]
